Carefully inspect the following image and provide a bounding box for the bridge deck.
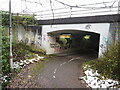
[38,14,120,25]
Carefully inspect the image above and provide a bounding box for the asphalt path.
[34,54,96,88]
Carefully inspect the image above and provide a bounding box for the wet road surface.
[34,54,96,88]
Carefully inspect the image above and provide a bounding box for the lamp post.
[9,0,13,71]
[118,0,120,14]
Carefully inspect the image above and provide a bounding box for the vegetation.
[1,27,10,88]
[1,27,10,75]
[13,42,46,62]
[84,42,120,81]
[1,11,46,89]
[1,25,45,88]
[2,11,37,27]
[30,61,44,76]
[1,26,45,74]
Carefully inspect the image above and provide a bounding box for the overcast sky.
[0,0,119,19]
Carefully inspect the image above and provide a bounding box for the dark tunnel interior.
[48,30,100,57]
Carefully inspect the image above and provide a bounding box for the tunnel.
[47,30,100,57]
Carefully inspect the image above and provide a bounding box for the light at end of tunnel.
[60,35,71,38]
[84,35,91,40]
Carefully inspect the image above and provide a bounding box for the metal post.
[9,0,13,71]
[117,0,120,41]
[118,0,120,14]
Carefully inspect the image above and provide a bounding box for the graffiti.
[65,38,72,48]
[99,37,108,49]
[100,44,104,48]
[56,35,72,49]
[43,35,46,41]
[54,48,62,52]
[102,37,108,46]
[100,37,109,55]
[50,43,60,48]
[85,24,91,29]
[37,35,42,46]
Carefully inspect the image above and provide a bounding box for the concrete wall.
[116,22,120,41]
[12,25,42,48]
[11,22,119,57]
[108,23,120,44]
[41,23,111,56]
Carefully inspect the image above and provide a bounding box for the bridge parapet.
[38,14,120,25]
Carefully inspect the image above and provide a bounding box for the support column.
[9,0,13,71]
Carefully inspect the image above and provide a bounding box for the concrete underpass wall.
[71,32,100,53]
[41,23,111,57]
[108,22,120,45]
[116,22,120,41]
[12,25,42,48]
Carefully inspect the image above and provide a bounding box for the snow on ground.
[81,65,119,88]
[12,54,44,69]
[1,54,44,83]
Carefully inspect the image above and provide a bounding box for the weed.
[84,42,120,81]
[30,61,44,76]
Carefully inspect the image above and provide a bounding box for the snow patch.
[81,66,119,88]
[12,54,44,69]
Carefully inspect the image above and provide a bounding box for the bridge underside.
[47,30,100,57]
[39,14,120,57]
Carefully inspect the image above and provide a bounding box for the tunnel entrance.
[47,30,100,57]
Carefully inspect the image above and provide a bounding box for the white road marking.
[53,68,57,78]
[53,57,80,79]
[68,57,80,63]
[62,62,66,65]
[53,75,56,78]
[60,64,63,66]
[75,57,80,59]
[68,58,74,63]
[60,62,67,66]
[54,68,57,72]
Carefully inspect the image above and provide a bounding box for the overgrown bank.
[12,42,46,62]
[1,27,46,88]
[1,11,45,88]
[82,42,120,88]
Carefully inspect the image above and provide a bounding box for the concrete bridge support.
[41,23,110,57]
[38,14,120,57]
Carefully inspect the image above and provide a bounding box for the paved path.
[34,54,96,88]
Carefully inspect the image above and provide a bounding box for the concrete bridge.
[38,14,120,57]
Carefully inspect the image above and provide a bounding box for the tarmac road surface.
[34,54,96,88]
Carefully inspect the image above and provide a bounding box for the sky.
[0,0,119,19]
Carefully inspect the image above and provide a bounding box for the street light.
[9,0,13,71]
